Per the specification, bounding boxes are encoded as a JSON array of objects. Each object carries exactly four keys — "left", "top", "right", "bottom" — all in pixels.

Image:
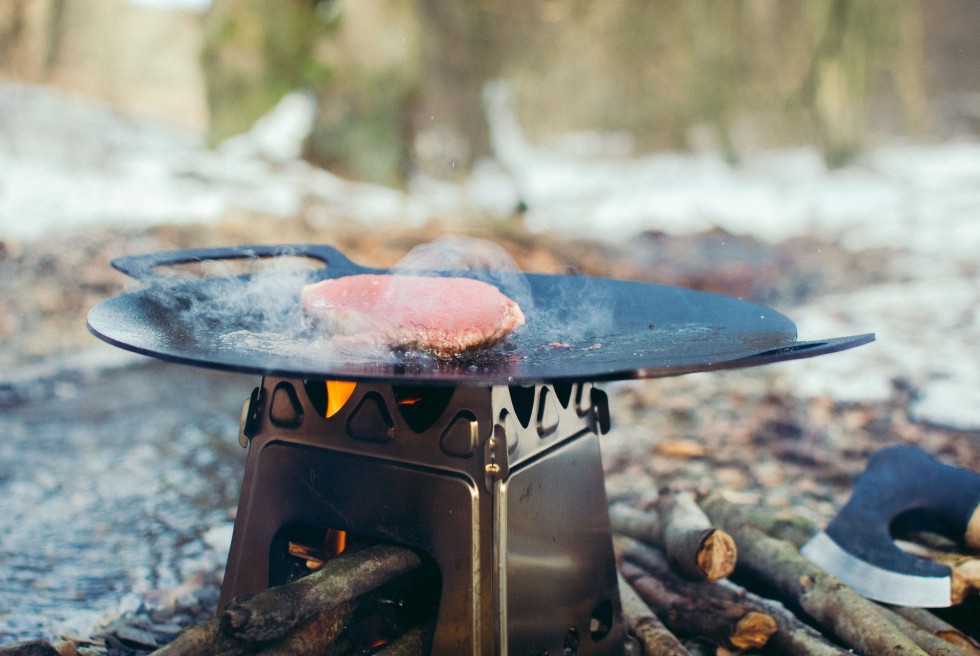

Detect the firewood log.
[
  {"left": 610, "top": 491, "right": 737, "bottom": 580},
  {"left": 680, "top": 638, "right": 717, "bottom": 656},
  {"left": 618, "top": 534, "right": 849, "bottom": 655},
  {"left": 712, "top": 579, "right": 852, "bottom": 656},
  {"left": 616, "top": 537, "right": 776, "bottom": 651},
  {"left": 876, "top": 605, "right": 977, "bottom": 656},
  {"left": 151, "top": 544, "right": 422, "bottom": 655},
  {"left": 616, "top": 572, "right": 690, "bottom": 656},
  {"left": 697, "top": 491, "right": 931, "bottom": 656},
  {"left": 621, "top": 561, "right": 775, "bottom": 652},
  {"left": 149, "top": 617, "right": 249, "bottom": 656},
  {"left": 256, "top": 603, "right": 352, "bottom": 656},
  {"left": 221, "top": 544, "right": 422, "bottom": 643},
  {"left": 371, "top": 626, "right": 432, "bottom": 656},
  {"left": 887, "top": 607, "right": 980, "bottom": 655}
]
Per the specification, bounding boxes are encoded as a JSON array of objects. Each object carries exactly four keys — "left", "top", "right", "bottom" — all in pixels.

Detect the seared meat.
[{"left": 300, "top": 274, "right": 526, "bottom": 356}]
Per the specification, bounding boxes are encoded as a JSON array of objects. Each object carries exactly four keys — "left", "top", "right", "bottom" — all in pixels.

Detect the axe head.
[{"left": 800, "top": 445, "right": 980, "bottom": 608}]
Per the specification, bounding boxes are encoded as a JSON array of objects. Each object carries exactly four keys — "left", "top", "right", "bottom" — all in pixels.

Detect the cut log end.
[
  {"left": 696, "top": 529, "right": 737, "bottom": 582},
  {"left": 730, "top": 611, "right": 778, "bottom": 650},
  {"left": 950, "top": 569, "right": 971, "bottom": 606}
]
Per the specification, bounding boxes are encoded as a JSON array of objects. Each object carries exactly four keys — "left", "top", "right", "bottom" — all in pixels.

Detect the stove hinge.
[{"left": 483, "top": 422, "right": 510, "bottom": 492}]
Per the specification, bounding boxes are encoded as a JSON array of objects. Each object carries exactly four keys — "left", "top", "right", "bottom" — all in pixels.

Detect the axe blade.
[
  {"left": 801, "top": 531, "right": 952, "bottom": 607},
  {"left": 800, "top": 445, "right": 980, "bottom": 608}
]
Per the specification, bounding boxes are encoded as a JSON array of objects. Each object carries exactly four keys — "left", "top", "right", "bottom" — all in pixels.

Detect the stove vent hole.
[
  {"left": 552, "top": 382, "right": 573, "bottom": 408},
  {"left": 589, "top": 599, "right": 614, "bottom": 642},
  {"left": 563, "top": 626, "right": 580, "bottom": 655},
  {"left": 303, "top": 379, "right": 328, "bottom": 416},
  {"left": 509, "top": 385, "right": 536, "bottom": 428},
  {"left": 392, "top": 384, "right": 455, "bottom": 433}
]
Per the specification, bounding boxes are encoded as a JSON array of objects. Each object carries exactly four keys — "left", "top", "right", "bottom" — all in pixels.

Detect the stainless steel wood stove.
[{"left": 220, "top": 378, "right": 624, "bottom": 655}]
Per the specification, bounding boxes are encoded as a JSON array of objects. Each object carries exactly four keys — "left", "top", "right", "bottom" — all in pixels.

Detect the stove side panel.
[{"left": 499, "top": 431, "right": 626, "bottom": 655}]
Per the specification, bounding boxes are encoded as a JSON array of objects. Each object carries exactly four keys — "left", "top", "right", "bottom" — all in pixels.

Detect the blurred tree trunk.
[
  {"left": 304, "top": 0, "right": 424, "bottom": 187},
  {"left": 196, "top": 0, "right": 936, "bottom": 181},
  {"left": 798, "top": 0, "right": 924, "bottom": 166},
  {"left": 0, "top": 0, "right": 208, "bottom": 130},
  {"left": 201, "top": 0, "right": 324, "bottom": 145},
  {"left": 0, "top": 0, "right": 65, "bottom": 81}
]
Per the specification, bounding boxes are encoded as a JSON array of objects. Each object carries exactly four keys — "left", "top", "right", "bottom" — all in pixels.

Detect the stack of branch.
[
  {"left": 613, "top": 490, "right": 980, "bottom": 656},
  {"left": 150, "top": 544, "right": 429, "bottom": 656}
]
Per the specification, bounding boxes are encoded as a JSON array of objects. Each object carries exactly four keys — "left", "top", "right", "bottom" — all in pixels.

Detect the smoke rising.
[
  {"left": 392, "top": 235, "right": 613, "bottom": 349},
  {"left": 392, "top": 235, "right": 535, "bottom": 316},
  {"left": 139, "top": 250, "right": 388, "bottom": 364}
]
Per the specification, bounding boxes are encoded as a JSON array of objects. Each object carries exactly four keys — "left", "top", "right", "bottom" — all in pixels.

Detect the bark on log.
[
  {"left": 698, "top": 492, "right": 979, "bottom": 603},
  {"left": 609, "top": 504, "right": 664, "bottom": 547},
  {"left": 618, "top": 534, "right": 847, "bottom": 655},
  {"left": 723, "top": 507, "right": 817, "bottom": 549},
  {"left": 680, "top": 638, "right": 717, "bottom": 656},
  {"left": 610, "top": 492, "right": 737, "bottom": 581},
  {"left": 616, "top": 537, "right": 776, "bottom": 651},
  {"left": 222, "top": 544, "right": 422, "bottom": 643},
  {"left": 662, "top": 492, "right": 737, "bottom": 581},
  {"left": 258, "top": 603, "right": 352, "bottom": 656},
  {"left": 621, "top": 561, "right": 775, "bottom": 651},
  {"left": 712, "top": 579, "right": 852, "bottom": 656},
  {"left": 697, "top": 491, "right": 930, "bottom": 656},
  {"left": 152, "top": 544, "right": 421, "bottom": 655},
  {"left": 149, "top": 617, "right": 250, "bottom": 656},
  {"left": 876, "top": 605, "right": 976, "bottom": 656},
  {"left": 888, "top": 607, "right": 980, "bottom": 654},
  {"left": 616, "top": 572, "right": 690, "bottom": 656},
  {"left": 372, "top": 626, "right": 431, "bottom": 656}
]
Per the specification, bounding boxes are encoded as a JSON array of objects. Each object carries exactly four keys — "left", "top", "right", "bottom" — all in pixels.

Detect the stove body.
[{"left": 220, "top": 376, "right": 626, "bottom": 655}]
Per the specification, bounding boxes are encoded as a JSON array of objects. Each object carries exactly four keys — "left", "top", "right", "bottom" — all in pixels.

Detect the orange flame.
[{"left": 325, "top": 380, "right": 357, "bottom": 418}]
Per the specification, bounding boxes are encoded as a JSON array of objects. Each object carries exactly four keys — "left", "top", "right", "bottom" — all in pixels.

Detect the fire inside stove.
[
  {"left": 275, "top": 526, "right": 443, "bottom": 652},
  {"left": 220, "top": 376, "right": 627, "bottom": 655}
]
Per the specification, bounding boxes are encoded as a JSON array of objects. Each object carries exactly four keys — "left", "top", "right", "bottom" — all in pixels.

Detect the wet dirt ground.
[{"left": 0, "top": 361, "right": 251, "bottom": 641}]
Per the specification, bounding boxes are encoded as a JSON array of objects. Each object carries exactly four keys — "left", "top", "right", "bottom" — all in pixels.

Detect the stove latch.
[{"left": 238, "top": 386, "right": 265, "bottom": 448}]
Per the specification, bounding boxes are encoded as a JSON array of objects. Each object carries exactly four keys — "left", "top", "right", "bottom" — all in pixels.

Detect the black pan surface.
[{"left": 87, "top": 244, "right": 873, "bottom": 385}]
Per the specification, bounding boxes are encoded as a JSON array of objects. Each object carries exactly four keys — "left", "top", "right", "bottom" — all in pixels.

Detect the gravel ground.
[{"left": 1, "top": 217, "right": 978, "bottom": 651}]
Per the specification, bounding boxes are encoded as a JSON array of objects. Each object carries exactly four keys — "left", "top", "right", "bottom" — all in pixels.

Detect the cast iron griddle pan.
[{"left": 87, "top": 244, "right": 874, "bottom": 385}]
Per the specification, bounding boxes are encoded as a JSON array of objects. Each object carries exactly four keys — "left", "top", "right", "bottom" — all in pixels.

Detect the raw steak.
[{"left": 300, "top": 274, "right": 526, "bottom": 356}]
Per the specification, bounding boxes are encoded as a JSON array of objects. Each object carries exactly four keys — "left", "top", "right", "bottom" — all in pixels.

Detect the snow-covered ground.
[{"left": 1, "top": 81, "right": 978, "bottom": 430}]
